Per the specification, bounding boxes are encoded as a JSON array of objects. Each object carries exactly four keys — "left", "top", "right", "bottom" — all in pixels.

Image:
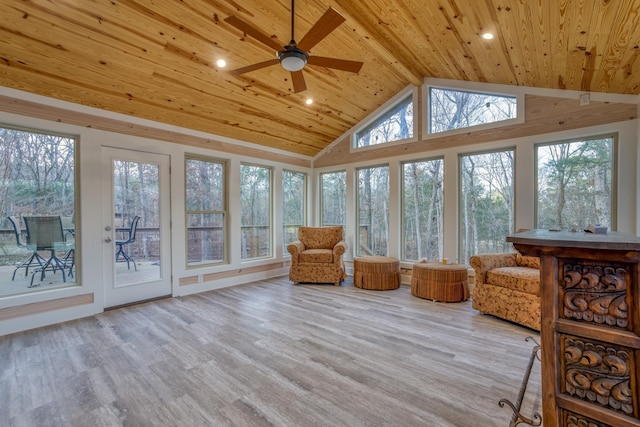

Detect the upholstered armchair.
[
  {"left": 287, "top": 226, "right": 347, "bottom": 286},
  {"left": 470, "top": 252, "right": 541, "bottom": 331}
]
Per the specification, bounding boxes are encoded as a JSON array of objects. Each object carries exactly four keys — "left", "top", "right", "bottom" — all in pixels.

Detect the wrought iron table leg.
[{"left": 498, "top": 336, "right": 542, "bottom": 427}]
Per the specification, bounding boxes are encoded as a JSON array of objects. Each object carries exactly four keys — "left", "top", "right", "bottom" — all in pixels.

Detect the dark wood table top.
[{"left": 506, "top": 229, "right": 640, "bottom": 251}]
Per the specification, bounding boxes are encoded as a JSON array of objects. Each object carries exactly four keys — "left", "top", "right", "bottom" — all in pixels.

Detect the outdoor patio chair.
[
  {"left": 115, "top": 215, "right": 140, "bottom": 271},
  {"left": 23, "top": 216, "right": 73, "bottom": 287},
  {"left": 8, "top": 215, "right": 47, "bottom": 280}
]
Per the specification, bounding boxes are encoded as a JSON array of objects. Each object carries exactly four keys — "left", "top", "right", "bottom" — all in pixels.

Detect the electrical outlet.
[{"left": 580, "top": 93, "right": 590, "bottom": 106}]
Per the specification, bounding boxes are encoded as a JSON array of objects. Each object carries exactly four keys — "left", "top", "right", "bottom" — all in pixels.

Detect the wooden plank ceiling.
[{"left": 1, "top": 0, "right": 639, "bottom": 157}]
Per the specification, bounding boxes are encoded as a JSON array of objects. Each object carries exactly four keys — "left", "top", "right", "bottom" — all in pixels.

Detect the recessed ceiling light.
[
  {"left": 305, "top": 98, "right": 313, "bottom": 105},
  {"left": 216, "top": 59, "right": 227, "bottom": 68},
  {"left": 481, "top": 33, "right": 494, "bottom": 40}
]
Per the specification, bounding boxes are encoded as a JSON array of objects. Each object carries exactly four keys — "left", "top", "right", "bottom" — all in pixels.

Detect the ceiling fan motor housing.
[{"left": 278, "top": 44, "right": 309, "bottom": 71}]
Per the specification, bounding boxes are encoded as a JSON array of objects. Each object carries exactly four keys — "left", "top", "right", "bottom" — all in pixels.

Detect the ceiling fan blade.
[
  {"left": 224, "top": 16, "right": 285, "bottom": 51},
  {"left": 296, "top": 7, "right": 345, "bottom": 52},
  {"left": 291, "top": 71, "right": 307, "bottom": 93},
  {"left": 230, "top": 59, "right": 280, "bottom": 75},
  {"left": 307, "top": 56, "right": 363, "bottom": 73}
]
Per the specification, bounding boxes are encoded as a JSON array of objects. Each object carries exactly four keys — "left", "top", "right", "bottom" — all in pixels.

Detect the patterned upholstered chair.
[
  {"left": 287, "top": 226, "right": 347, "bottom": 286},
  {"left": 470, "top": 252, "right": 540, "bottom": 331}
]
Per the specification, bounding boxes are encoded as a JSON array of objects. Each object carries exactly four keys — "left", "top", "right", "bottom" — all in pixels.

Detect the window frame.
[
  {"left": 533, "top": 133, "right": 618, "bottom": 231},
  {"left": 0, "top": 123, "right": 80, "bottom": 296},
  {"left": 356, "top": 164, "right": 390, "bottom": 257},
  {"left": 319, "top": 170, "right": 347, "bottom": 228},
  {"left": 351, "top": 86, "right": 418, "bottom": 153},
  {"left": 184, "top": 154, "right": 228, "bottom": 268},
  {"left": 282, "top": 169, "right": 307, "bottom": 252},
  {"left": 400, "top": 156, "right": 444, "bottom": 262},
  {"left": 423, "top": 80, "right": 524, "bottom": 140},
  {"left": 239, "top": 162, "right": 273, "bottom": 261},
  {"left": 458, "top": 147, "right": 516, "bottom": 263}
]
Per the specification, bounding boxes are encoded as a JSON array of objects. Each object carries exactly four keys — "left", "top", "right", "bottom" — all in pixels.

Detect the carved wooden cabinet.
[{"left": 507, "top": 229, "right": 640, "bottom": 427}]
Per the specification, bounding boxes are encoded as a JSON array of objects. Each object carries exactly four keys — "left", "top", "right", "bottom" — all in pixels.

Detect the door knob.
[
  {"left": 104, "top": 237, "right": 112, "bottom": 243},
  {"left": 104, "top": 225, "right": 112, "bottom": 231}
]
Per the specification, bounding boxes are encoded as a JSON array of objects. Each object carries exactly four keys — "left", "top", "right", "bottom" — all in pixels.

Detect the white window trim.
[
  {"left": 184, "top": 154, "right": 228, "bottom": 269},
  {"left": 422, "top": 78, "right": 525, "bottom": 141},
  {"left": 351, "top": 85, "right": 419, "bottom": 153},
  {"left": 399, "top": 156, "right": 445, "bottom": 262},
  {"left": 355, "top": 164, "right": 390, "bottom": 257},
  {"left": 282, "top": 169, "right": 308, "bottom": 254},
  {"left": 239, "top": 163, "right": 274, "bottom": 262},
  {"left": 533, "top": 132, "right": 618, "bottom": 231},
  {"left": 457, "top": 147, "right": 516, "bottom": 262},
  {"left": 319, "top": 170, "right": 347, "bottom": 227}
]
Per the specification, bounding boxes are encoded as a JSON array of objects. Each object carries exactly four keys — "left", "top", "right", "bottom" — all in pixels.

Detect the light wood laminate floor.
[{"left": 1, "top": 277, "right": 542, "bottom": 426}]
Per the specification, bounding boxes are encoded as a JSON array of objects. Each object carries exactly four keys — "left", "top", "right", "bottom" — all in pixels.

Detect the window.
[
  {"left": 0, "top": 126, "right": 77, "bottom": 297},
  {"left": 185, "top": 156, "right": 227, "bottom": 266},
  {"left": 355, "top": 95, "right": 413, "bottom": 148},
  {"left": 282, "top": 170, "right": 306, "bottom": 251},
  {"left": 429, "top": 87, "right": 517, "bottom": 134},
  {"left": 240, "top": 164, "right": 272, "bottom": 260},
  {"left": 536, "top": 135, "right": 616, "bottom": 230},
  {"left": 459, "top": 149, "right": 514, "bottom": 262},
  {"left": 320, "top": 171, "right": 346, "bottom": 228},
  {"left": 402, "top": 158, "right": 444, "bottom": 261},
  {"left": 357, "top": 165, "right": 389, "bottom": 256}
]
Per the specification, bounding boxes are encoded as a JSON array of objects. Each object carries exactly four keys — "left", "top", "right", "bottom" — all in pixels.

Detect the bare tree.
[
  {"left": 430, "top": 88, "right": 516, "bottom": 133},
  {"left": 356, "top": 97, "right": 413, "bottom": 147},
  {"left": 537, "top": 138, "right": 612, "bottom": 229}
]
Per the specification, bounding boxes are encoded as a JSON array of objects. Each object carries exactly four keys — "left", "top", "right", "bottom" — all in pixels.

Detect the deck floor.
[{"left": 0, "top": 261, "right": 160, "bottom": 298}]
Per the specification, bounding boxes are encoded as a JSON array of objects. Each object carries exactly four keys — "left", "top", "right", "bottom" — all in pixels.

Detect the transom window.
[
  {"left": 536, "top": 135, "right": 616, "bottom": 230},
  {"left": 429, "top": 87, "right": 517, "bottom": 134},
  {"left": 355, "top": 94, "right": 414, "bottom": 148}
]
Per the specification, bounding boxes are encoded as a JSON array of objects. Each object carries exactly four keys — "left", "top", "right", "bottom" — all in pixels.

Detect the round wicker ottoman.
[
  {"left": 411, "top": 261, "right": 469, "bottom": 302},
  {"left": 353, "top": 256, "right": 401, "bottom": 290}
]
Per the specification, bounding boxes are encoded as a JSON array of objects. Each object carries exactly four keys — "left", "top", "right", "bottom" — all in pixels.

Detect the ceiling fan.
[{"left": 224, "top": 0, "right": 364, "bottom": 93}]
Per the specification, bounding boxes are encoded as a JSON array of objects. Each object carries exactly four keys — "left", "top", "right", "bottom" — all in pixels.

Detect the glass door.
[{"left": 101, "top": 147, "right": 171, "bottom": 308}]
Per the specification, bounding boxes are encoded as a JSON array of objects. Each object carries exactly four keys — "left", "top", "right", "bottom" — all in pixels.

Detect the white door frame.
[{"left": 101, "top": 147, "right": 172, "bottom": 308}]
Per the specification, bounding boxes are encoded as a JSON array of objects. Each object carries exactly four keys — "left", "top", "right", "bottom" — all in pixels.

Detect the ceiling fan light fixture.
[
  {"left": 279, "top": 49, "right": 308, "bottom": 71},
  {"left": 225, "top": 4, "right": 361, "bottom": 92}
]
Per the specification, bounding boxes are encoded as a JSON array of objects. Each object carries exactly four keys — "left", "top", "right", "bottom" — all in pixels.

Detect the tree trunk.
[
  {"left": 411, "top": 164, "right": 423, "bottom": 259},
  {"left": 593, "top": 163, "right": 609, "bottom": 224}
]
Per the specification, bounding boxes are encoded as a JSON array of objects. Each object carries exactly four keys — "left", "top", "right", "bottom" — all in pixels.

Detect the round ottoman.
[
  {"left": 353, "top": 256, "right": 401, "bottom": 290},
  {"left": 411, "top": 261, "right": 469, "bottom": 302}
]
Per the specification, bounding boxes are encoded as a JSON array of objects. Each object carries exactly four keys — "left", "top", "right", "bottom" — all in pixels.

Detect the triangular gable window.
[{"left": 355, "top": 94, "right": 414, "bottom": 148}]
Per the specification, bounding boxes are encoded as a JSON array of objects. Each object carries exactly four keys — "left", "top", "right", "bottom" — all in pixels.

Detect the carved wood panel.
[
  {"left": 561, "top": 262, "right": 631, "bottom": 330},
  {"left": 562, "top": 335, "right": 635, "bottom": 417},
  {"left": 563, "top": 410, "right": 611, "bottom": 427},
  {"left": 507, "top": 230, "right": 640, "bottom": 427}
]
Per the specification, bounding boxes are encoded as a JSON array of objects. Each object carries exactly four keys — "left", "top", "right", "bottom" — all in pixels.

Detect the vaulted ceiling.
[{"left": 1, "top": 1, "right": 639, "bottom": 157}]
